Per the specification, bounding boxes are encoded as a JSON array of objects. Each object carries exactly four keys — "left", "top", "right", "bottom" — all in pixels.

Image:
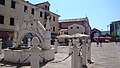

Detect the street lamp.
[{"left": 107, "top": 25, "right": 109, "bottom": 34}]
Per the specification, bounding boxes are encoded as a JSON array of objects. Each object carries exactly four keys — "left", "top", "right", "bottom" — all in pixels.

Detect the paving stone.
[{"left": 0, "top": 42, "right": 120, "bottom": 68}]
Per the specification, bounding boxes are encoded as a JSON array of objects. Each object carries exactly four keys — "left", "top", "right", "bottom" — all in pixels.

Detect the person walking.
[
  {"left": 99, "top": 40, "right": 102, "bottom": 47},
  {"left": 115, "top": 38, "right": 117, "bottom": 44},
  {"left": 96, "top": 39, "right": 99, "bottom": 47}
]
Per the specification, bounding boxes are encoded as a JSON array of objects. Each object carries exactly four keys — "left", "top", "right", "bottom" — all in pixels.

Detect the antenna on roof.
[
  {"left": 56, "top": 9, "right": 58, "bottom": 14},
  {"left": 85, "top": 14, "right": 87, "bottom": 17}
]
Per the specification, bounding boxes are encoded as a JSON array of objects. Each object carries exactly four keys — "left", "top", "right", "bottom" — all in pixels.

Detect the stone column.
[
  {"left": 0, "top": 39, "right": 2, "bottom": 54},
  {"left": 44, "top": 16, "right": 51, "bottom": 49},
  {"left": 71, "top": 38, "right": 79, "bottom": 68},
  {"left": 68, "top": 39, "right": 72, "bottom": 54},
  {"left": 30, "top": 37, "right": 41, "bottom": 68},
  {"left": 78, "top": 53, "right": 82, "bottom": 68},
  {"left": 28, "top": 38, "right": 31, "bottom": 47},
  {"left": 87, "top": 39, "right": 91, "bottom": 63},
  {"left": 76, "top": 38, "right": 82, "bottom": 68},
  {"left": 54, "top": 39, "right": 58, "bottom": 53},
  {"left": 82, "top": 39, "right": 87, "bottom": 67}
]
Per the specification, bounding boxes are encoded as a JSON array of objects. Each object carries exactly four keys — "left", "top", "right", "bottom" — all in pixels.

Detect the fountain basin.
[{"left": 4, "top": 48, "right": 55, "bottom": 63}]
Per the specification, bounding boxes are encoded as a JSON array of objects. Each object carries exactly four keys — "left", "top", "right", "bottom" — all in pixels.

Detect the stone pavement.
[
  {"left": 89, "top": 42, "right": 120, "bottom": 68},
  {"left": 0, "top": 42, "right": 120, "bottom": 68}
]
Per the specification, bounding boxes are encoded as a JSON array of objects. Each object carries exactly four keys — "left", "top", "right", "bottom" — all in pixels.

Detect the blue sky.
[{"left": 27, "top": 0, "right": 120, "bottom": 31}]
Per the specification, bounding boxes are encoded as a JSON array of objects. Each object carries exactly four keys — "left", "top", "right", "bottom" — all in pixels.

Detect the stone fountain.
[{"left": 4, "top": 13, "right": 55, "bottom": 63}]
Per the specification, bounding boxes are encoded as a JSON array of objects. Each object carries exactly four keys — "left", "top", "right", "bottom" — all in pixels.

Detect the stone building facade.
[
  {"left": 59, "top": 17, "right": 91, "bottom": 35},
  {"left": 0, "top": 0, "right": 59, "bottom": 48},
  {"left": 58, "top": 17, "right": 91, "bottom": 44}
]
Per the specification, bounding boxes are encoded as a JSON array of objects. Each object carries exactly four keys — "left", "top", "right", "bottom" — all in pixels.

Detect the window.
[
  {"left": 44, "top": 12, "right": 47, "bottom": 19},
  {"left": 45, "top": 5, "right": 47, "bottom": 9},
  {"left": 53, "top": 17, "right": 55, "bottom": 21},
  {"left": 45, "top": 5, "right": 49, "bottom": 11},
  {"left": 44, "top": 12, "right": 49, "bottom": 19},
  {"left": 31, "top": 8, "right": 34, "bottom": 15},
  {"left": 0, "top": 15, "right": 4, "bottom": 24},
  {"left": 40, "top": 11, "right": 43, "bottom": 17},
  {"left": 11, "top": 0, "right": 16, "bottom": 9},
  {"left": 10, "top": 18, "right": 14, "bottom": 26},
  {"left": 0, "top": 0, "right": 5, "bottom": 5},
  {"left": 53, "top": 27, "right": 55, "bottom": 31},
  {"left": 24, "top": 6, "right": 28, "bottom": 12},
  {"left": 48, "top": 6, "right": 49, "bottom": 10}
]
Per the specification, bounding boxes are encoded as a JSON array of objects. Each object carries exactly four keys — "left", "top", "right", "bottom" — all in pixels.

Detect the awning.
[
  {"left": 0, "top": 31, "right": 9, "bottom": 38},
  {"left": 57, "top": 34, "right": 72, "bottom": 38},
  {"left": 71, "top": 33, "right": 89, "bottom": 38}
]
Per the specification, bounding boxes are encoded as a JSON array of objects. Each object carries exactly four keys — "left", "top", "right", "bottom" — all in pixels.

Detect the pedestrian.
[
  {"left": 96, "top": 39, "right": 99, "bottom": 47},
  {"left": 115, "top": 38, "right": 118, "bottom": 44},
  {"left": 99, "top": 40, "right": 102, "bottom": 47},
  {"left": 115, "top": 41, "right": 117, "bottom": 44}
]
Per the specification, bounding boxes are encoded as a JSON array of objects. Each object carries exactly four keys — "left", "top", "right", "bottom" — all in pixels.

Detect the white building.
[
  {"left": 0, "top": 0, "right": 59, "bottom": 48},
  {"left": 59, "top": 17, "right": 91, "bottom": 35},
  {"left": 58, "top": 17, "right": 91, "bottom": 45}
]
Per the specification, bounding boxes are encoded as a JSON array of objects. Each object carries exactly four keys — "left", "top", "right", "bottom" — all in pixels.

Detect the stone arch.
[{"left": 17, "top": 30, "right": 44, "bottom": 48}]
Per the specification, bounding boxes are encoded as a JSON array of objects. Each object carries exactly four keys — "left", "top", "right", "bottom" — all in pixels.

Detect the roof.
[
  {"left": 91, "top": 28, "right": 101, "bottom": 32},
  {"left": 22, "top": 1, "right": 60, "bottom": 17},
  {"left": 59, "top": 17, "right": 88, "bottom": 23},
  {"left": 35, "top": 1, "right": 50, "bottom": 6},
  {"left": 111, "top": 20, "right": 120, "bottom": 23},
  {"left": 68, "top": 24, "right": 84, "bottom": 28}
]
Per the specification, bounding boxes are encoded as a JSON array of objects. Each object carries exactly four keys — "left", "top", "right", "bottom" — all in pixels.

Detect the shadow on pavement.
[{"left": 0, "top": 58, "right": 49, "bottom": 68}]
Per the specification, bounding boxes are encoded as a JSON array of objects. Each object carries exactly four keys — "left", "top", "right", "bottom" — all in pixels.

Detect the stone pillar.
[
  {"left": 87, "top": 39, "right": 91, "bottom": 63},
  {"left": 78, "top": 53, "right": 82, "bottom": 68},
  {"left": 0, "top": 39, "right": 2, "bottom": 54},
  {"left": 54, "top": 39, "right": 58, "bottom": 53},
  {"left": 71, "top": 38, "right": 79, "bottom": 68},
  {"left": 82, "top": 39, "right": 87, "bottom": 67},
  {"left": 68, "top": 39, "right": 72, "bottom": 54},
  {"left": 76, "top": 38, "right": 82, "bottom": 68},
  {"left": 44, "top": 16, "right": 51, "bottom": 49},
  {"left": 13, "top": 22, "right": 19, "bottom": 48},
  {"left": 28, "top": 38, "right": 31, "bottom": 47},
  {"left": 30, "top": 37, "right": 41, "bottom": 68}
]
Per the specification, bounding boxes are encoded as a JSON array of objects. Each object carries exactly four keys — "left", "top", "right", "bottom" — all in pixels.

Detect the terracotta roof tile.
[{"left": 59, "top": 18, "right": 87, "bottom": 23}]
